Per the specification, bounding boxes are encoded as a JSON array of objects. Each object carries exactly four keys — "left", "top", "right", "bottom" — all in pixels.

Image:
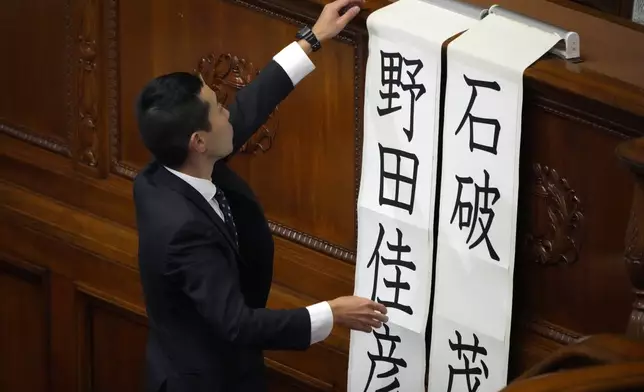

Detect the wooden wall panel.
[
  {"left": 0, "top": 0, "right": 643, "bottom": 391},
  {"left": 504, "top": 87, "right": 638, "bottom": 374},
  {"left": 77, "top": 287, "right": 147, "bottom": 392},
  {"left": 272, "top": 236, "right": 355, "bottom": 303},
  {"left": 516, "top": 97, "right": 634, "bottom": 335},
  {"left": 0, "top": 0, "right": 70, "bottom": 155},
  {"left": 0, "top": 258, "right": 50, "bottom": 392}
]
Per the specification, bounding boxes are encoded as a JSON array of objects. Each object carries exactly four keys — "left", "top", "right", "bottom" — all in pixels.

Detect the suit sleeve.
[
  {"left": 165, "top": 224, "right": 311, "bottom": 350},
  {"left": 228, "top": 42, "right": 315, "bottom": 153}
]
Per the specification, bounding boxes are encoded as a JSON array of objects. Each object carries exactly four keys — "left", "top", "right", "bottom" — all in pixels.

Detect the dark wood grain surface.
[{"left": 0, "top": 0, "right": 642, "bottom": 390}]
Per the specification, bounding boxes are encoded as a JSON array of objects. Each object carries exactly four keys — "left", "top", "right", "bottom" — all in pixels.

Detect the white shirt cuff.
[
  {"left": 273, "top": 42, "right": 316, "bottom": 86},
  {"left": 307, "top": 301, "right": 334, "bottom": 345}
]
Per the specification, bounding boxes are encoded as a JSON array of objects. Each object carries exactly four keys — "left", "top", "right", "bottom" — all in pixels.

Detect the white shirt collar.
[{"left": 164, "top": 166, "right": 217, "bottom": 202}]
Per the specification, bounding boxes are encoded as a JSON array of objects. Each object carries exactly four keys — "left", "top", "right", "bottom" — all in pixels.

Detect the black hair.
[{"left": 135, "top": 72, "right": 211, "bottom": 169}]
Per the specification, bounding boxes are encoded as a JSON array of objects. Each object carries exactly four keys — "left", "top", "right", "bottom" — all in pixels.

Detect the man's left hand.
[{"left": 312, "top": 0, "right": 364, "bottom": 42}]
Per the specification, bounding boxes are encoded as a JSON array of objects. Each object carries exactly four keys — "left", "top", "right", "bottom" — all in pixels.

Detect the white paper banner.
[
  {"left": 351, "top": 0, "right": 480, "bottom": 391},
  {"left": 429, "top": 13, "right": 559, "bottom": 392},
  {"left": 358, "top": 0, "right": 479, "bottom": 231},
  {"left": 428, "top": 316, "right": 507, "bottom": 392},
  {"left": 348, "top": 323, "right": 426, "bottom": 392},
  {"left": 355, "top": 207, "right": 433, "bottom": 334}
]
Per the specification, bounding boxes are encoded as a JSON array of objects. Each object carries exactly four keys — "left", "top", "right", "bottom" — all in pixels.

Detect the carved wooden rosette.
[
  {"left": 524, "top": 163, "right": 584, "bottom": 266},
  {"left": 196, "top": 53, "right": 279, "bottom": 154},
  {"left": 617, "top": 138, "right": 644, "bottom": 339}
]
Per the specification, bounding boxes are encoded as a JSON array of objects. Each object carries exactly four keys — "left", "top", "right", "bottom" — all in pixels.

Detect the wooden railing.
[{"left": 502, "top": 334, "right": 644, "bottom": 391}]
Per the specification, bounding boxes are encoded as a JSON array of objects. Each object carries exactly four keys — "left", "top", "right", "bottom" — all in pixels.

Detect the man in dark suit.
[{"left": 133, "top": 1, "right": 387, "bottom": 391}]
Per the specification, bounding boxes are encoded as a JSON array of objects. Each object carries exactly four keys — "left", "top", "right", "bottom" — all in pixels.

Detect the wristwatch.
[{"left": 296, "top": 26, "right": 321, "bottom": 52}]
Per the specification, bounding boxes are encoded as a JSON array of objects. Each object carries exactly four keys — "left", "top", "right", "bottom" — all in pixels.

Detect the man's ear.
[{"left": 188, "top": 132, "right": 207, "bottom": 153}]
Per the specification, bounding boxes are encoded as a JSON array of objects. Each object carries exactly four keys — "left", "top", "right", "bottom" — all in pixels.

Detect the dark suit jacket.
[{"left": 134, "top": 60, "right": 311, "bottom": 392}]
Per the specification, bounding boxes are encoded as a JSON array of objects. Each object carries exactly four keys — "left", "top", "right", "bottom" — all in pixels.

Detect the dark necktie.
[{"left": 213, "top": 188, "right": 238, "bottom": 247}]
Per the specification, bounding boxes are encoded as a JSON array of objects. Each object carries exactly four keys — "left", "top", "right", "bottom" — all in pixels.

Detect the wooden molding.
[
  {"left": 0, "top": 122, "right": 71, "bottom": 157},
  {"left": 527, "top": 318, "right": 583, "bottom": 345}
]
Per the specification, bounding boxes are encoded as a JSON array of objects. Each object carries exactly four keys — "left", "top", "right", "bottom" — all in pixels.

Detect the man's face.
[{"left": 192, "top": 77, "right": 233, "bottom": 160}]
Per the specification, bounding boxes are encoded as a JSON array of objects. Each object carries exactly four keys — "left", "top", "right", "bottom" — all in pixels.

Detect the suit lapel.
[
  {"left": 212, "top": 161, "right": 256, "bottom": 202},
  {"left": 154, "top": 164, "right": 242, "bottom": 260}
]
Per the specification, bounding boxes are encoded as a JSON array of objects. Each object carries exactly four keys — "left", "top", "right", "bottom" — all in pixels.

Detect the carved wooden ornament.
[
  {"left": 196, "top": 53, "right": 279, "bottom": 154},
  {"left": 524, "top": 163, "right": 584, "bottom": 266}
]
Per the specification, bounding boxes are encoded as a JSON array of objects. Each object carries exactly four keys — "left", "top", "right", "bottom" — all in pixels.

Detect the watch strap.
[{"left": 296, "top": 26, "right": 321, "bottom": 52}]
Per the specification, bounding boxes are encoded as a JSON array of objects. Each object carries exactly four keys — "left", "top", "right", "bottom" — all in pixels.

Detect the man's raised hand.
[{"left": 312, "top": 0, "right": 364, "bottom": 42}]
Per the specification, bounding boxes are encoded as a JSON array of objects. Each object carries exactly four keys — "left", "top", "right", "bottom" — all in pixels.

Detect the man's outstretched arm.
[
  {"left": 227, "top": 44, "right": 313, "bottom": 153},
  {"left": 227, "top": 0, "right": 364, "bottom": 153},
  {"left": 165, "top": 222, "right": 387, "bottom": 350}
]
